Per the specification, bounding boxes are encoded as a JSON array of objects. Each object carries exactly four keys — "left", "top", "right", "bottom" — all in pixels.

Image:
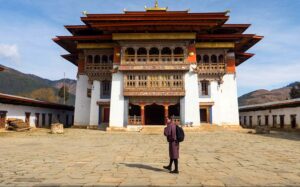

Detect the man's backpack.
[{"left": 176, "top": 125, "right": 185, "bottom": 142}]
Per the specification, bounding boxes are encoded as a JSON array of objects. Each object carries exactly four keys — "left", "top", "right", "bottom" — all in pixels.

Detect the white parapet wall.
[
  {"left": 89, "top": 80, "right": 101, "bottom": 126},
  {"left": 109, "top": 71, "right": 126, "bottom": 128},
  {"left": 0, "top": 103, "right": 73, "bottom": 127},
  {"left": 180, "top": 65, "right": 201, "bottom": 126},
  {"left": 74, "top": 74, "right": 91, "bottom": 126},
  {"left": 210, "top": 74, "right": 239, "bottom": 125}
]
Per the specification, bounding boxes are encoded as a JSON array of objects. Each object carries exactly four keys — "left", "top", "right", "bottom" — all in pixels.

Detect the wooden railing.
[
  {"left": 195, "top": 63, "right": 226, "bottom": 75},
  {"left": 85, "top": 64, "right": 113, "bottom": 81},
  {"left": 123, "top": 54, "right": 185, "bottom": 64},
  {"left": 128, "top": 116, "right": 142, "bottom": 125},
  {"left": 124, "top": 74, "right": 184, "bottom": 95}
]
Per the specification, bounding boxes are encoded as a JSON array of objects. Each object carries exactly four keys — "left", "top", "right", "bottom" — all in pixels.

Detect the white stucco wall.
[
  {"left": 240, "top": 107, "right": 300, "bottom": 128},
  {"left": 198, "top": 74, "right": 239, "bottom": 126},
  {"left": 109, "top": 70, "right": 125, "bottom": 127},
  {"left": 74, "top": 75, "right": 91, "bottom": 126},
  {"left": 89, "top": 80, "right": 101, "bottom": 126},
  {"left": 0, "top": 103, "right": 73, "bottom": 127},
  {"left": 180, "top": 65, "right": 201, "bottom": 126}
]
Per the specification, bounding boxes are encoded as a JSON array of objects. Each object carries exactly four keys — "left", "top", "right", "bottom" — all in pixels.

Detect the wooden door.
[
  {"left": 200, "top": 109, "right": 208, "bottom": 123},
  {"left": 25, "top": 112, "right": 31, "bottom": 127},
  {"left": 103, "top": 108, "right": 110, "bottom": 123},
  {"left": 35, "top": 113, "right": 40, "bottom": 128},
  {"left": 0, "top": 111, "right": 7, "bottom": 128}
]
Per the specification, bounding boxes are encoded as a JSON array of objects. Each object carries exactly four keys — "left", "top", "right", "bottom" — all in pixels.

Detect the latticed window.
[
  {"left": 126, "top": 75, "right": 136, "bottom": 87},
  {"left": 102, "top": 81, "right": 111, "bottom": 97},
  {"left": 200, "top": 81, "right": 209, "bottom": 96}
]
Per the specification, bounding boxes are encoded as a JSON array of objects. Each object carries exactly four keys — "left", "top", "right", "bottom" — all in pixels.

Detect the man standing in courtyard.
[{"left": 163, "top": 117, "right": 179, "bottom": 174}]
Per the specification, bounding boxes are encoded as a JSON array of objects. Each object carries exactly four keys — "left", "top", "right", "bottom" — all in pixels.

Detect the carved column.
[
  {"left": 140, "top": 104, "right": 145, "bottom": 125},
  {"left": 164, "top": 104, "right": 169, "bottom": 124}
]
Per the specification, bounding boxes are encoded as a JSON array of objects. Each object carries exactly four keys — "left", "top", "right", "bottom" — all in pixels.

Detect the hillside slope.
[
  {"left": 0, "top": 65, "right": 76, "bottom": 105},
  {"left": 238, "top": 82, "right": 299, "bottom": 106}
]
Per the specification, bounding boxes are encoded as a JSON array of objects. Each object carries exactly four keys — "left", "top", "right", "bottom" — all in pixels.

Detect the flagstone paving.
[{"left": 0, "top": 128, "right": 300, "bottom": 186}]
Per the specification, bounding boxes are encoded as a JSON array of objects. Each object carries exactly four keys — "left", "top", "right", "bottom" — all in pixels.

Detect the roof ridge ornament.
[{"left": 145, "top": 0, "right": 168, "bottom": 12}]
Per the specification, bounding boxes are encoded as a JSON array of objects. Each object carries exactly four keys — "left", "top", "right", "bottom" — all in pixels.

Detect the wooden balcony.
[
  {"left": 124, "top": 74, "right": 185, "bottom": 96},
  {"left": 85, "top": 64, "right": 113, "bottom": 81},
  {"left": 194, "top": 63, "right": 226, "bottom": 76},
  {"left": 123, "top": 54, "right": 185, "bottom": 64},
  {"left": 120, "top": 55, "right": 189, "bottom": 71}
]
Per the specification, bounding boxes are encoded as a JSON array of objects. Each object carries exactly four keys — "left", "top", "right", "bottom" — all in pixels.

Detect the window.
[
  {"left": 197, "top": 55, "right": 201, "bottom": 64},
  {"left": 218, "top": 55, "right": 224, "bottom": 63},
  {"left": 272, "top": 115, "right": 277, "bottom": 127},
  {"left": 249, "top": 116, "right": 253, "bottom": 127},
  {"left": 102, "top": 55, "right": 108, "bottom": 63},
  {"left": 87, "top": 55, "right": 93, "bottom": 64},
  {"left": 42, "top": 113, "right": 46, "bottom": 127},
  {"left": 211, "top": 55, "right": 217, "bottom": 63},
  {"left": 48, "top": 113, "right": 52, "bottom": 126},
  {"left": 280, "top": 115, "right": 285, "bottom": 128},
  {"left": 125, "top": 48, "right": 135, "bottom": 55},
  {"left": 265, "top": 115, "right": 269, "bottom": 126},
  {"left": 244, "top": 116, "right": 247, "bottom": 126},
  {"left": 137, "top": 48, "right": 147, "bottom": 55},
  {"left": 291, "top": 115, "right": 297, "bottom": 129},
  {"left": 57, "top": 114, "right": 60, "bottom": 123},
  {"left": 87, "top": 88, "right": 91, "bottom": 98},
  {"left": 101, "top": 81, "right": 111, "bottom": 98},
  {"left": 200, "top": 81, "right": 209, "bottom": 96},
  {"left": 203, "top": 55, "right": 209, "bottom": 63},
  {"left": 109, "top": 55, "right": 114, "bottom": 63},
  {"left": 94, "top": 55, "right": 100, "bottom": 64},
  {"left": 257, "top": 116, "right": 261, "bottom": 126}
]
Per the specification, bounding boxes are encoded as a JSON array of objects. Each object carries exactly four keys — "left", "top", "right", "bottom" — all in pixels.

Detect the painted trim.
[
  {"left": 77, "top": 43, "right": 115, "bottom": 49},
  {"left": 196, "top": 42, "right": 235, "bottom": 49},
  {"left": 112, "top": 33, "right": 196, "bottom": 40}
]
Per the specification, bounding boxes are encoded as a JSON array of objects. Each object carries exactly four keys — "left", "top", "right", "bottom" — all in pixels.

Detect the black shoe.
[
  {"left": 163, "top": 166, "right": 171, "bottom": 170},
  {"left": 170, "top": 170, "right": 179, "bottom": 174}
]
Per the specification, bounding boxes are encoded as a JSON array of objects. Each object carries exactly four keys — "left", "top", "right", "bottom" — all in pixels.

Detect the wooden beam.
[
  {"left": 77, "top": 43, "right": 115, "bottom": 49},
  {"left": 196, "top": 42, "right": 235, "bottom": 49},
  {"left": 112, "top": 33, "right": 196, "bottom": 40}
]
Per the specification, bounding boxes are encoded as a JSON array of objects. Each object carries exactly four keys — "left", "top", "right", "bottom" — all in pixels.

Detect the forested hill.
[
  {"left": 0, "top": 64, "right": 76, "bottom": 106},
  {"left": 238, "top": 82, "right": 300, "bottom": 106}
]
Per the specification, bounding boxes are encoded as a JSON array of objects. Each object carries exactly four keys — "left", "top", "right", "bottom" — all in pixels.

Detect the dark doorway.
[
  {"left": 200, "top": 109, "right": 208, "bottom": 123},
  {"left": 0, "top": 111, "right": 7, "bottom": 128},
  {"left": 103, "top": 107, "right": 110, "bottom": 123},
  {"left": 291, "top": 115, "right": 297, "bottom": 129},
  {"left": 168, "top": 103, "right": 180, "bottom": 117},
  {"left": 35, "top": 113, "right": 40, "bottom": 128},
  {"left": 25, "top": 112, "right": 31, "bottom": 127},
  {"left": 145, "top": 104, "right": 164, "bottom": 125}
]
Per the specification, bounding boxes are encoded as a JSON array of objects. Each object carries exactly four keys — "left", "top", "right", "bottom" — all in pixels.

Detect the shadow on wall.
[{"left": 119, "top": 163, "right": 165, "bottom": 172}]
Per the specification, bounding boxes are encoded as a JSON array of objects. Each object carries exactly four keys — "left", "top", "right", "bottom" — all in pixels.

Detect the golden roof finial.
[
  {"left": 155, "top": 0, "right": 159, "bottom": 8},
  {"left": 145, "top": 0, "right": 168, "bottom": 11}
]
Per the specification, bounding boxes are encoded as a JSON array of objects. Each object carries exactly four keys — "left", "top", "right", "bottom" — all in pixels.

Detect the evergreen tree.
[
  {"left": 58, "top": 85, "right": 69, "bottom": 103},
  {"left": 290, "top": 83, "right": 300, "bottom": 99}
]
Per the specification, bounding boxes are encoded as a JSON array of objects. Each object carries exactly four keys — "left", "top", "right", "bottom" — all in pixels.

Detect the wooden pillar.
[
  {"left": 164, "top": 104, "right": 169, "bottom": 124},
  {"left": 140, "top": 104, "right": 145, "bottom": 125}
]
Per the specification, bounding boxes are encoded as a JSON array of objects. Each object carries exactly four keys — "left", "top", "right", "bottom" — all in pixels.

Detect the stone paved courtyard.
[{"left": 0, "top": 128, "right": 300, "bottom": 186}]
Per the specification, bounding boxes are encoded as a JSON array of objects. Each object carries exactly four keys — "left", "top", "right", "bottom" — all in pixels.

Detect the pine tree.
[
  {"left": 58, "top": 85, "right": 69, "bottom": 103},
  {"left": 290, "top": 83, "right": 300, "bottom": 99}
]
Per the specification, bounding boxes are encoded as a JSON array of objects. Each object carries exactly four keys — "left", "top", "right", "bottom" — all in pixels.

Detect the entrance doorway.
[
  {"left": 145, "top": 104, "right": 164, "bottom": 125},
  {"left": 291, "top": 115, "right": 297, "bottom": 129},
  {"left": 200, "top": 109, "right": 208, "bottom": 123},
  {"left": 0, "top": 111, "right": 7, "bottom": 128}
]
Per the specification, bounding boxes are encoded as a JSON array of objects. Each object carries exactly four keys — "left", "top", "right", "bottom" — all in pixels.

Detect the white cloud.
[
  {"left": 237, "top": 61, "right": 300, "bottom": 91},
  {"left": 0, "top": 44, "right": 20, "bottom": 63}
]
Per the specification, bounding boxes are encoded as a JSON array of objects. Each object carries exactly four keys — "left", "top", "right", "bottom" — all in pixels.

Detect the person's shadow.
[{"left": 119, "top": 163, "right": 165, "bottom": 172}]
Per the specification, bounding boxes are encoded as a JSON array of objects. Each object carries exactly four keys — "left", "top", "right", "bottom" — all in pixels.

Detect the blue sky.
[{"left": 0, "top": 0, "right": 299, "bottom": 96}]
